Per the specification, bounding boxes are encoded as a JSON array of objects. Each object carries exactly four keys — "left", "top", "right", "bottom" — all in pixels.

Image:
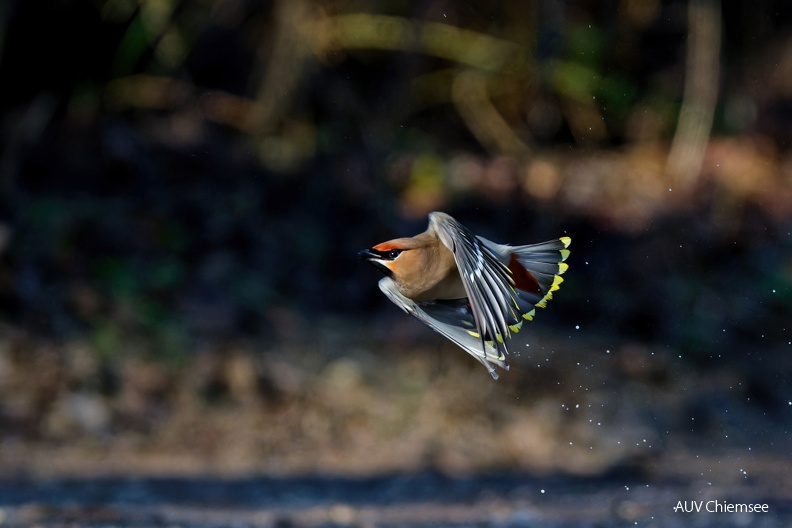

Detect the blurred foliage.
[
  {"left": 0, "top": 0, "right": 790, "bottom": 350},
  {"left": 0, "top": 0, "right": 791, "bottom": 474}
]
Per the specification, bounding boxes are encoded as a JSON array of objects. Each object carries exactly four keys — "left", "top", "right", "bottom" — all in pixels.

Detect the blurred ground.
[
  {"left": 1, "top": 326, "right": 791, "bottom": 526},
  {"left": 1, "top": 461, "right": 791, "bottom": 527}
]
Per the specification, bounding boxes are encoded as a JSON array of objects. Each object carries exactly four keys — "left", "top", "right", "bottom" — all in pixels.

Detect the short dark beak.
[
  {"left": 358, "top": 248, "right": 378, "bottom": 261},
  {"left": 358, "top": 248, "right": 392, "bottom": 277}
]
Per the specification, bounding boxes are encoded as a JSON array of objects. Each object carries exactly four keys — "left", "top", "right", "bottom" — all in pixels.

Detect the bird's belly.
[{"left": 403, "top": 273, "right": 466, "bottom": 302}]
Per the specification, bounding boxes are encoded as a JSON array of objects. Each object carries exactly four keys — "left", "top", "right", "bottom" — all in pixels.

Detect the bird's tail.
[{"left": 479, "top": 236, "right": 571, "bottom": 322}]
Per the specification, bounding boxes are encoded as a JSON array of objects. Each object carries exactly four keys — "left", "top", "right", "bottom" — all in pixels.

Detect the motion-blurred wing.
[
  {"left": 378, "top": 277, "right": 506, "bottom": 379},
  {"left": 430, "top": 213, "right": 519, "bottom": 361},
  {"left": 477, "top": 236, "right": 571, "bottom": 324}
]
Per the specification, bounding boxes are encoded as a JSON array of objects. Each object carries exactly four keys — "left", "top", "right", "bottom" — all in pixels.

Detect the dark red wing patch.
[{"left": 509, "top": 254, "right": 541, "bottom": 294}]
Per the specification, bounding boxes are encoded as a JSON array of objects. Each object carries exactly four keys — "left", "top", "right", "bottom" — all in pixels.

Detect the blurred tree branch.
[
  {"left": 666, "top": 0, "right": 721, "bottom": 187},
  {"left": 248, "top": 0, "right": 311, "bottom": 134},
  {"left": 549, "top": 60, "right": 608, "bottom": 145},
  {"left": 107, "top": 9, "right": 540, "bottom": 163},
  {"left": 305, "top": 13, "right": 528, "bottom": 74},
  {"left": 305, "top": 12, "right": 535, "bottom": 157},
  {"left": 451, "top": 70, "right": 531, "bottom": 156}
]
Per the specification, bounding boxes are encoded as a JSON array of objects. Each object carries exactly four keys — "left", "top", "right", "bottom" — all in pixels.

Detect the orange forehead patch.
[{"left": 373, "top": 242, "right": 403, "bottom": 251}]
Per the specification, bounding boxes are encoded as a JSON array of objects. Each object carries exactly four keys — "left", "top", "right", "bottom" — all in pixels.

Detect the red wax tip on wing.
[{"left": 509, "top": 254, "right": 541, "bottom": 294}]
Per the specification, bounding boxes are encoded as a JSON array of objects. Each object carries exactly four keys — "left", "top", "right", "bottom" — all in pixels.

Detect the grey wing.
[
  {"left": 477, "top": 235, "right": 571, "bottom": 312},
  {"left": 429, "top": 213, "right": 521, "bottom": 361},
  {"left": 378, "top": 277, "right": 506, "bottom": 379}
]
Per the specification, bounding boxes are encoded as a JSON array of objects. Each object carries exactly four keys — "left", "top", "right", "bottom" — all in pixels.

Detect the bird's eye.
[{"left": 386, "top": 249, "right": 402, "bottom": 260}]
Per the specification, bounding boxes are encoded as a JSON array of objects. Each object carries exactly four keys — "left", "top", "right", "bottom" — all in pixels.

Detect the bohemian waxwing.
[{"left": 359, "top": 211, "right": 570, "bottom": 379}]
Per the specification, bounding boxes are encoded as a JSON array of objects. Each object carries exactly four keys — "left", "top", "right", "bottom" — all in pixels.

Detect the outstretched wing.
[
  {"left": 429, "top": 212, "right": 520, "bottom": 361},
  {"left": 477, "top": 236, "right": 571, "bottom": 325},
  {"left": 378, "top": 277, "right": 506, "bottom": 379}
]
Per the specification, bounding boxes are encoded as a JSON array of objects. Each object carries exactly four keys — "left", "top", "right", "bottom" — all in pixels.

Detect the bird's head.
[
  {"left": 358, "top": 240, "right": 409, "bottom": 278},
  {"left": 359, "top": 231, "right": 440, "bottom": 288}
]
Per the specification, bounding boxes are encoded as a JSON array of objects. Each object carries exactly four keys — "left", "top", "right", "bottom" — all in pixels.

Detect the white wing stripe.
[
  {"left": 432, "top": 213, "right": 519, "bottom": 356},
  {"left": 378, "top": 277, "right": 503, "bottom": 379}
]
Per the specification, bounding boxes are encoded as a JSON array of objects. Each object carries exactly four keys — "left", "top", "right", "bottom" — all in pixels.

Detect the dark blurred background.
[{"left": 0, "top": 0, "right": 790, "bottom": 484}]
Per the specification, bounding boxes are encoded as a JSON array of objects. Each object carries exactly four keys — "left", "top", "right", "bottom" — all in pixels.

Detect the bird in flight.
[{"left": 359, "top": 212, "right": 570, "bottom": 379}]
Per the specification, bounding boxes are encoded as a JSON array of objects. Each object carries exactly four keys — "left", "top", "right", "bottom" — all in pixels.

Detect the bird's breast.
[{"left": 399, "top": 269, "right": 466, "bottom": 302}]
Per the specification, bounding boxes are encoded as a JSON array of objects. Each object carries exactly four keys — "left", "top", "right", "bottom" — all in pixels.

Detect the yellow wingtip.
[
  {"left": 558, "top": 262, "right": 569, "bottom": 274},
  {"left": 559, "top": 236, "right": 571, "bottom": 248},
  {"left": 559, "top": 249, "right": 571, "bottom": 262}
]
